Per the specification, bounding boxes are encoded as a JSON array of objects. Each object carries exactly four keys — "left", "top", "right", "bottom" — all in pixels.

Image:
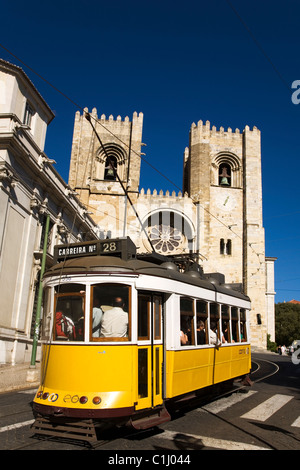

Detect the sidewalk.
[{"left": 0, "top": 363, "right": 40, "bottom": 394}]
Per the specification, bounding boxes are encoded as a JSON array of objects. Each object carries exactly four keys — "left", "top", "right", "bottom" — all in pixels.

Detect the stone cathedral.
[{"left": 68, "top": 108, "right": 276, "bottom": 349}]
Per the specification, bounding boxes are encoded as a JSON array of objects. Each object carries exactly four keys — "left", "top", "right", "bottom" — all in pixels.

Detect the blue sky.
[{"left": 1, "top": 0, "right": 300, "bottom": 303}]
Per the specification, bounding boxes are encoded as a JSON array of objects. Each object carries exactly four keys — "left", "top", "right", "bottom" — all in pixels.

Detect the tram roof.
[{"left": 45, "top": 253, "right": 250, "bottom": 302}]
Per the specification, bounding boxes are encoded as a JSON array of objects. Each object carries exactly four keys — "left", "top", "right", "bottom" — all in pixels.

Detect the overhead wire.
[{"left": 225, "top": 0, "right": 291, "bottom": 91}]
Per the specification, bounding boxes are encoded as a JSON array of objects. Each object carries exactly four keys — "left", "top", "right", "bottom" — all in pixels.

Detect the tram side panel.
[{"left": 165, "top": 344, "right": 251, "bottom": 399}]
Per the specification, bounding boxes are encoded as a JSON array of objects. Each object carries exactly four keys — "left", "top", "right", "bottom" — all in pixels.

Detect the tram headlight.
[
  {"left": 92, "top": 396, "right": 102, "bottom": 405},
  {"left": 42, "top": 392, "right": 49, "bottom": 400}
]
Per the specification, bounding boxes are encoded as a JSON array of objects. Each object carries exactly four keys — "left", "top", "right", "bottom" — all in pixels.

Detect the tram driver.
[{"left": 100, "top": 297, "right": 128, "bottom": 338}]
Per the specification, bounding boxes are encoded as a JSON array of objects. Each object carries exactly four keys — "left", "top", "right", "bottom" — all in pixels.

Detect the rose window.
[{"left": 147, "top": 224, "right": 185, "bottom": 254}]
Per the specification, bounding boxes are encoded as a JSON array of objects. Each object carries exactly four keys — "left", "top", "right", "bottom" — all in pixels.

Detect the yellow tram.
[{"left": 32, "top": 237, "right": 251, "bottom": 433}]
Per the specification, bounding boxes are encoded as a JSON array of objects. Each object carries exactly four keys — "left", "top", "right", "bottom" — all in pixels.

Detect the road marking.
[
  {"left": 160, "top": 430, "right": 270, "bottom": 450},
  {"left": 291, "top": 416, "right": 300, "bottom": 428},
  {"left": 241, "top": 394, "right": 294, "bottom": 422},
  {"left": 0, "top": 419, "right": 34, "bottom": 433},
  {"left": 200, "top": 390, "right": 257, "bottom": 414}
]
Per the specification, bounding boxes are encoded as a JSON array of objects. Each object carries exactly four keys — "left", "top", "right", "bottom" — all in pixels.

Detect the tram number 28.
[{"left": 102, "top": 241, "right": 119, "bottom": 253}]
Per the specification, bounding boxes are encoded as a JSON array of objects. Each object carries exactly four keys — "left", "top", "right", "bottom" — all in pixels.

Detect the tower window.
[
  {"left": 220, "top": 238, "right": 232, "bottom": 255},
  {"left": 219, "top": 164, "right": 231, "bottom": 186},
  {"left": 104, "top": 156, "right": 117, "bottom": 180}
]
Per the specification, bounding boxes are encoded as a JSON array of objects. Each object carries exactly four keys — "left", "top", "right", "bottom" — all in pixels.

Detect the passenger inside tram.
[
  {"left": 209, "top": 322, "right": 221, "bottom": 346},
  {"left": 180, "top": 317, "right": 189, "bottom": 345},
  {"left": 55, "top": 310, "right": 76, "bottom": 340},
  {"left": 180, "top": 328, "right": 188, "bottom": 345},
  {"left": 100, "top": 297, "right": 128, "bottom": 338},
  {"left": 92, "top": 296, "right": 103, "bottom": 337},
  {"left": 196, "top": 320, "right": 206, "bottom": 345}
]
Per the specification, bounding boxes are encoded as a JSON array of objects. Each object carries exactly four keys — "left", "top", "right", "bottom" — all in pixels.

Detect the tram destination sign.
[{"left": 54, "top": 237, "right": 136, "bottom": 262}]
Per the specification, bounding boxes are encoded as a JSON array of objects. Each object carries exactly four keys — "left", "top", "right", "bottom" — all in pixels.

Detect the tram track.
[
  {"left": 250, "top": 356, "right": 280, "bottom": 383},
  {"left": 193, "top": 355, "right": 287, "bottom": 451}
]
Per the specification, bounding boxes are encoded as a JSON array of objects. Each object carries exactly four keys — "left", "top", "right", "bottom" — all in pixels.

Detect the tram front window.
[
  {"left": 54, "top": 284, "right": 85, "bottom": 341},
  {"left": 90, "top": 283, "right": 131, "bottom": 341}
]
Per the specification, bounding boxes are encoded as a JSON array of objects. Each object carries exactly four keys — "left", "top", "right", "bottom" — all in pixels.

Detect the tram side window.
[
  {"left": 209, "top": 303, "right": 221, "bottom": 345},
  {"left": 90, "top": 283, "right": 130, "bottom": 341},
  {"left": 240, "top": 309, "right": 247, "bottom": 342},
  {"left": 180, "top": 297, "right": 195, "bottom": 346},
  {"left": 221, "top": 305, "right": 231, "bottom": 343},
  {"left": 54, "top": 284, "right": 85, "bottom": 341},
  {"left": 231, "top": 307, "right": 240, "bottom": 342},
  {"left": 196, "top": 300, "right": 208, "bottom": 345}
]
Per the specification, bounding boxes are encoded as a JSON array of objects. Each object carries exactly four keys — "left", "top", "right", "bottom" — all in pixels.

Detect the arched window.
[
  {"left": 220, "top": 238, "right": 232, "bottom": 255},
  {"left": 212, "top": 153, "right": 242, "bottom": 188},
  {"left": 95, "top": 144, "right": 127, "bottom": 181}
]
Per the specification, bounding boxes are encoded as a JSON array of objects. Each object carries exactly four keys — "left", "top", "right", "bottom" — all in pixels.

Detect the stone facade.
[{"left": 68, "top": 112, "right": 275, "bottom": 349}]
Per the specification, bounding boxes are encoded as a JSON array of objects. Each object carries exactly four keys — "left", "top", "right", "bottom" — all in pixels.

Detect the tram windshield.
[
  {"left": 43, "top": 283, "right": 131, "bottom": 342},
  {"left": 90, "top": 283, "right": 131, "bottom": 341},
  {"left": 54, "top": 284, "right": 85, "bottom": 341}
]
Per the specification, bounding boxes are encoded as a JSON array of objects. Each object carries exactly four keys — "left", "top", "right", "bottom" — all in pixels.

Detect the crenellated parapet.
[
  {"left": 74, "top": 107, "right": 144, "bottom": 130},
  {"left": 139, "top": 188, "right": 190, "bottom": 200},
  {"left": 190, "top": 119, "right": 260, "bottom": 143}
]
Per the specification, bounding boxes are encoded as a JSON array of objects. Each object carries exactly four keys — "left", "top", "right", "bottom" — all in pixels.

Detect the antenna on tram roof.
[{"left": 85, "top": 112, "right": 155, "bottom": 253}]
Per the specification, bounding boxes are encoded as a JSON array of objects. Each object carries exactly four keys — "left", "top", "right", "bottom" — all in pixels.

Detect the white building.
[{"left": 0, "top": 59, "right": 98, "bottom": 365}]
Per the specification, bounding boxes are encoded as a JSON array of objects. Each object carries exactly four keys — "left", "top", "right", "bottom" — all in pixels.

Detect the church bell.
[
  {"left": 106, "top": 167, "right": 115, "bottom": 177},
  {"left": 219, "top": 166, "right": 230, "bottom": 185}
]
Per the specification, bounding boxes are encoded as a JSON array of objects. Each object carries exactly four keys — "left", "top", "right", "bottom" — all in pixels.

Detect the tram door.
[{"left": 136, "top": 292, "right": 164, "bottom": 410}]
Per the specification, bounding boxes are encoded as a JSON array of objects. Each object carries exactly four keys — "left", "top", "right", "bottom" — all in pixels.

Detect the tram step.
[
  {"left": 130, "top": 406, "right": 171, "bottom": 430},
  {"left": 31, "top": 417, "right": 97, "bottom": 443}
]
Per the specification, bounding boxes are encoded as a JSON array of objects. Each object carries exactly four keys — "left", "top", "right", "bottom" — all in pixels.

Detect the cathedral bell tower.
[
  {"left": 68, "top": 108, "right": 144, "bottom": 238},
  {"left": 184, "top": 120, "right": 268, "bottom": 348}
]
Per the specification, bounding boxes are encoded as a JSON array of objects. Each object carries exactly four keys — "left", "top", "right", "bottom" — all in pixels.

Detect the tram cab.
[{"left": 32, "top": 237, "right": 251, "bottom": 432}]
